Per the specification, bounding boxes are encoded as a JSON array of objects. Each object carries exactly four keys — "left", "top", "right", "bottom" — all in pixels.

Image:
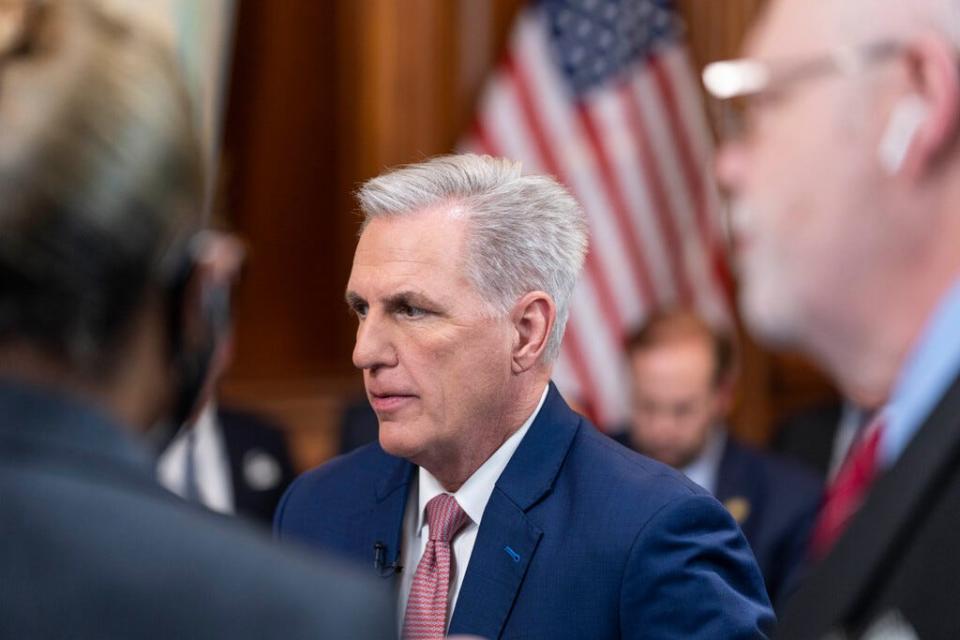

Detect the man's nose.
[
  {"left": 352, "top": 312, "right": 397, "bottom": 371},
  {"left": 648, "top": 411, "right": 678, "bottom": 434}
]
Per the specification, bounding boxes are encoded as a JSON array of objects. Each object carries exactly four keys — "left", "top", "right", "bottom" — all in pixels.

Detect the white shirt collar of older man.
[
  {"left": 679, "top": 424, "right": 728, "bottom": 496},
  {"left": 398, "top": 384, "right": 549, "bottom": 633},
  {"left": 416, "top": 384, "right": 548, "bottom": 530}
]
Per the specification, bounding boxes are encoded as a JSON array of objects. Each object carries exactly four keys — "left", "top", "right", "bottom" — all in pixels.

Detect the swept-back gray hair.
[{"left": 357, "top": 154, "right": 589, "bottom": 362}]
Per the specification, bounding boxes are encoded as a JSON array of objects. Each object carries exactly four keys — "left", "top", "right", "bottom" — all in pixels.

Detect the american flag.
[{"left": 460, "top": 0, "right": 732, "bottom": 429}]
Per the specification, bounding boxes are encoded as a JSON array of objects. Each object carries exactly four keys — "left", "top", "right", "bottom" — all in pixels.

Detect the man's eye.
[
  {"left": 353, "top": 303, "right": 368, "bottom": 319},
  {"left": 398, "top": 304, "right": 426, "bottom": 319}
]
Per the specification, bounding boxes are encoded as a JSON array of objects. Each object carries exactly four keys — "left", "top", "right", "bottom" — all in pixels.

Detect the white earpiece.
[{"left": 878, "top": 94, "right": 929, "bottom": 175}]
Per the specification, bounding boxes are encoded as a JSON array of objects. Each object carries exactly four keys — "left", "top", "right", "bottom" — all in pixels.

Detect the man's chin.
[
  {"left": 377, "top": 422, "right": 421, "bottom": 460},
  {"left": 738, "top": 279, "right": 799, "bottom": 349}
]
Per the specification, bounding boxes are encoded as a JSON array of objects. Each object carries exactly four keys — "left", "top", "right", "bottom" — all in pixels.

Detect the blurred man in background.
[
  {"left": 0, "top": 1, "right": 392, "bottom": 638},
  {"left": 159, "top": 331, "right": 297, "bottom": 527},
  {"left": 617, "top": 310, "right": 822, "bottom": 610},
  {"left": 707, "top": 0, "right": 960, "bottom": 636},
  {"left": 159, "top": 398, "right": 298, "bottom": 525}
]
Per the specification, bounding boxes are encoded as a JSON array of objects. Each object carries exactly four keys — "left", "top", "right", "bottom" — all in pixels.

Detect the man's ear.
[
  {"left": 891, "top": 33, "right": 960, "bottom": 179},
  {"left": 510, "top": 291, "right": 555, "bottom": 373}
]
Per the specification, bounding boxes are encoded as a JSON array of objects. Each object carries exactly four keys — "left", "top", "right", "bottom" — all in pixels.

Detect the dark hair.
[
  {"left": 0, "top": 0, "right": 203, "bottom": 375},
  {"left": 624, "top": 309, "right": 736, "bottom": 387}
]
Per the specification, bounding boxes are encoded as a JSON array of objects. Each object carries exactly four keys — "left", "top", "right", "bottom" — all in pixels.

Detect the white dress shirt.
[
  {"left": 397, "top": 385, "right": 549, "bottom": 634},
  {"left": 157, "top": 403, "right": 234, "bottom": 514}
]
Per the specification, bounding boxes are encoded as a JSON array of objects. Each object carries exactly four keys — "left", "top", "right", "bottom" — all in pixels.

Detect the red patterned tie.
[
  {"left": 402, "top": 494, "right": 471, "bottom": 640},
  {"left": 810, "top": 417, "right": 885, "bottom": 560}
]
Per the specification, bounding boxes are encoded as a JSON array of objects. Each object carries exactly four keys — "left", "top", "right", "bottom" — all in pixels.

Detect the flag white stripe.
[
  {"left": 516, "top": 14, "right": 653, "bottom": 322},
  {"left": 566, "top": 281, "right": 631, "bottom": 425},
  {"left": 476, "top": 71, "right": 607, "bottom": 417},
  {"left": 457, "top": 7, "right": 729, "bottom": 426},
  {"left": 628, "top": 68, "right": 713, "bottom": 311},
  {"left": 656, "top": 48, "right": 731, "bottom": 325},
  {"left": 583, "top": 87, "right": 677, "bottom": 309}
]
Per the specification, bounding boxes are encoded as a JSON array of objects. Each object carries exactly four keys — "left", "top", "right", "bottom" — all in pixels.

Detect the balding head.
[{"left": 715, "top": 0, "right": 960, "bottom": 406}]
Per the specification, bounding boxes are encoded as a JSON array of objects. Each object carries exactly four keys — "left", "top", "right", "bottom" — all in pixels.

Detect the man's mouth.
[{"left": 368, "top": 392, "right": 418, "bottom": 413}]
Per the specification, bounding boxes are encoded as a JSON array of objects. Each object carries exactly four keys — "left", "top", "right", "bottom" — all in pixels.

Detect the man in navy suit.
[
  {"left": 276, "top": 154, "right": 774, "bottom": 638},
  {"left": 159, "top": 402, "right": 298, "bottom": 526},
  {"left": 616, "top": 310, "right": 822, "bottom": 609}
]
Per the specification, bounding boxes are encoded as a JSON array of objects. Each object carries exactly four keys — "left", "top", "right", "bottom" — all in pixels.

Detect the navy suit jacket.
[
  {"left": 612, "top": 432, "right": 822, "bottom": 610},
  {"left": 219, "top": 407, "right": 297, "bottom": 525},
  {"left": 715, "top": 439, "right": 822, "bottom": 609},
  {"left": 277, "top": 384, "right": 774, "bottom": 639}
]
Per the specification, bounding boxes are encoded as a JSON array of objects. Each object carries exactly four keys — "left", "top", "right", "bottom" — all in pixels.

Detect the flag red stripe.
[
  {"left": 561, "top": 319, "right": 606, "bottom": 426},
  {"left": 457, "top": 10, "right": 729, "bottom": 427},
  {"left": 616, "top": 79, "right": 694, "bottom": 306},
  {"left": 574, "top": 102, "right": 658, "bottom": 307},
  {"left": 503, "top": 52, "right": 625, "bottom": 341},
  {"left": 471, "top": 114, "right": 605, "bottom": 425},
  {"left": 650, "top": 54, "right": 734, "bottom": 301}
]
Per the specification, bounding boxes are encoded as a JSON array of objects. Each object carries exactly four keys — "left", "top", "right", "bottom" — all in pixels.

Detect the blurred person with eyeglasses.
[
  {"left": 0, "top": 1, "right": 393, "bottom": 638},
  {"left": 705, "top": 1, "right": 960, "bottom": 638}
]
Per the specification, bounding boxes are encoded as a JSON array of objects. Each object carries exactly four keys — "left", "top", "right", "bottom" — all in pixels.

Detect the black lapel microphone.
[{"left": 373, "top": 541, "right": 403, "bottom": 577}]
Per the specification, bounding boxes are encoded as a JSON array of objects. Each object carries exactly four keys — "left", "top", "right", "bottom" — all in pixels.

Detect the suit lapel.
[
  {"left": 448, "top": 383, "right": 581, "bottom": 638},
  {"left": 714, "top": 439, "right": 761, "bottom": 533},
  {"left": 363, "top": 453, "right": 414, "bottom": 583},
  {"left": 780, "top": 373, "right": 960, "bottom": 638},
  {"left": 447, "top": 489, "right": 543, "bottom": 638}
]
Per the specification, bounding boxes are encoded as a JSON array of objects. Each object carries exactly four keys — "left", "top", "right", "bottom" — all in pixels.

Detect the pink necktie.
[
  {"left": 810, "top": 417, "right": 885, "bottom": 560},
  {"left": 402, "top": 494, "right": 470, "bottom": 640}
]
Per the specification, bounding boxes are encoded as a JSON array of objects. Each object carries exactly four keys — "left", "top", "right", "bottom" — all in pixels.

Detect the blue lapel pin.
[{"left": 504, "top": 546, "right": 521, "bottom": 563}]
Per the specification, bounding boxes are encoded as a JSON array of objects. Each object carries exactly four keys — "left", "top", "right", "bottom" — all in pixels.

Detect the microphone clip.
[{"left": 373, "top": 541, "right": 403, "bottom": 577}]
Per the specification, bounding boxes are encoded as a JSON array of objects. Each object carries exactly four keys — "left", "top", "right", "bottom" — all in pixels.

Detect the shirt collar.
[
  {"left": 416, "top": 385, "right": 549, "bottom": 534},
  {"left": 884, "top": 277, "right": 960, "bottom": 466},
  {"left": 680, "top": 424, "right": 727, "bottom": 495}
]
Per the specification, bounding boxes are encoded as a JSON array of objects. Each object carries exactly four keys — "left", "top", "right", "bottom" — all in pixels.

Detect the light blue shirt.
[
  {"left": 881, "top": 277, "right": 960, "bottom": 467},
  {"left": 681, "top": 425, "right": 727, "bottom": 495}
]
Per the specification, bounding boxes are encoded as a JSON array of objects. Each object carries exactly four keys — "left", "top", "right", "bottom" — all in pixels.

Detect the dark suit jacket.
[
  {"left": 777, "top": 374, "right": 960, "bottom": 639},
  {"left": 219, "top": 407, "right": 297, "bottom": 525},
  {"left": 772, "top": 402, "right": 843, "bottom": 480},
  {"left": 613, "top": 433, "right": 822, "bottom": 610},
  {"left": 714, "top": 439, "right": 822, "bottom": 609},
  {"left": 276, "top": 384, "right": 774, "bottom": 639},
  {"left": 0, "top": 381, "right": 394, "bottom": 640}
]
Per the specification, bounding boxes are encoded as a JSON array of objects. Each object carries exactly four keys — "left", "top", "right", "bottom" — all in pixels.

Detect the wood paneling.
[
  {"left": 218, "top": 0, "right": 830, "bottom": 470},
  {"left": 678, "top": 0, "right": 769, "bottom": 67}
]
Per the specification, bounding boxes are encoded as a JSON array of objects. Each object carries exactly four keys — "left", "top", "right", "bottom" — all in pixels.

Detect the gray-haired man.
[
  {"left": 276, "top": 154, "right": 773, "bottom": 639},
  {"left": 708, "top": 0, "right": 960, "bottom": 636}
]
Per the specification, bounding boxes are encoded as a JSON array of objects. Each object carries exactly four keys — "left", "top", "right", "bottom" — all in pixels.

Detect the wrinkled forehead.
[
  {"left": 750, "top": 0, "right": 933, "bottom": 59},
  {"left": 748, "top": 0, "right": 899, "bottom": 59},
  {"left": 350, "top": 206, "right": 475, "bottom": 292}
]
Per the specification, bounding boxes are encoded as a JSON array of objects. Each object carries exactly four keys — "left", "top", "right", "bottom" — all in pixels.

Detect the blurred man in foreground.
[
  {"left": 618, "top": 310, "right": 821, "bottom": 609},
  {"left": 0, "top": 2, "right": 392, "bottom": 638},
  {"left": 706, "top": 0, "right": 960, "bottom": 636},
  {"left": 276, "top": 154, "right": 774, "bottom": 639}
]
